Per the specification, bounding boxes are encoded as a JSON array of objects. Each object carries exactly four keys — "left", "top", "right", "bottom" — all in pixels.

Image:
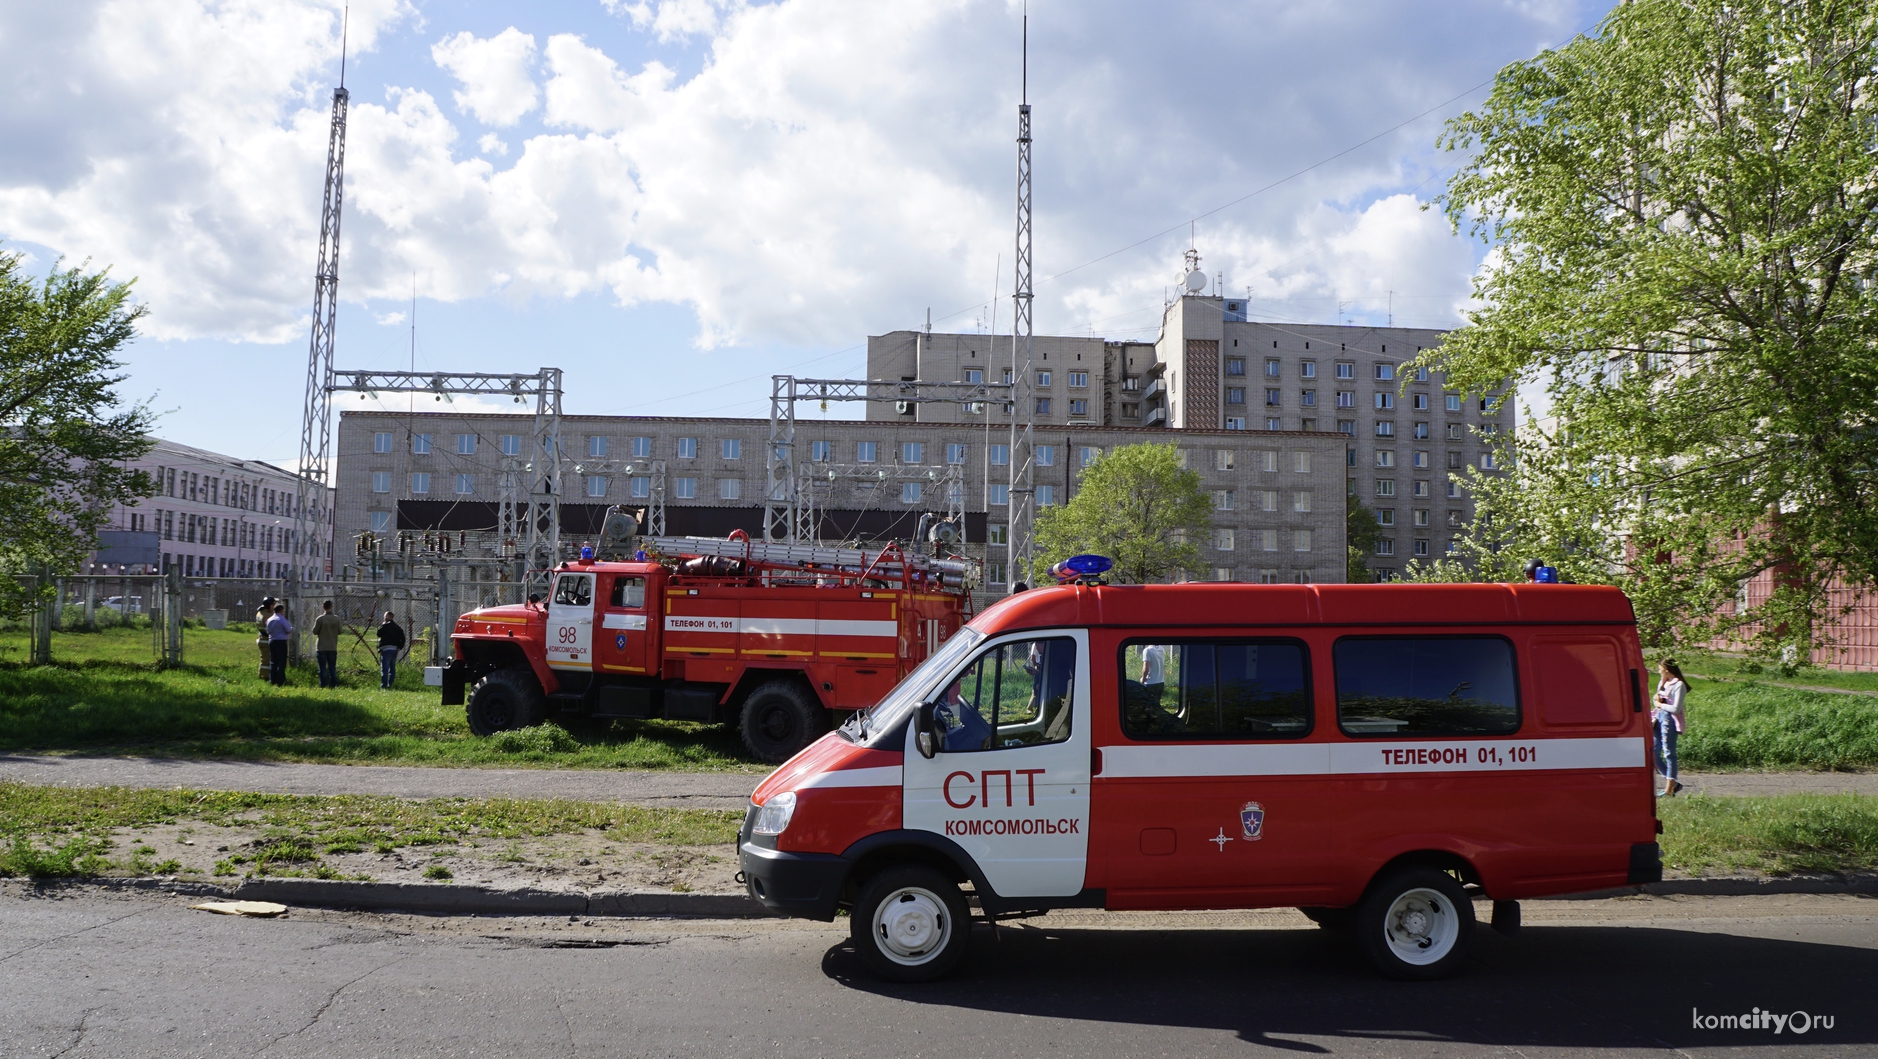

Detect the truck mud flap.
[
  {"left": 663, "top": 683, "right": 725, "bottom": 722},
  {"left": 440, "top": 660, "right": 471, "bottom": 707},
  {"left": 1628, "top": 842, "right": 1663, "bottom": 885}
]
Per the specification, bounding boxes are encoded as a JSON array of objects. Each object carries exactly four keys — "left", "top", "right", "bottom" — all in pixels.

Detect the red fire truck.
[
  {"left": 737, "top": 567, "right": 1663, "bottom": 981},
  {"left": 439, "top": 529, "right": 974, "bottom": 763}
]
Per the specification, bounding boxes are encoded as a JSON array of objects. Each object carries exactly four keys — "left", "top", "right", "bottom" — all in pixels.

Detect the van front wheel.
[
  {"left": 850, "top": 865, "right": 971, "bottom": 982},
  {"left": 1355, "top": 866, "right": 1474, "bottom": 980}
]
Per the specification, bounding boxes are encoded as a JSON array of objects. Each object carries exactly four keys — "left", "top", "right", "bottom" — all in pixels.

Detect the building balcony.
[
  {"left": 1143, "top": 378, "right": 1165, "bottom": 401},
  {"left": 1144, "top": 406, "right": 1168, "bottom": 427}
]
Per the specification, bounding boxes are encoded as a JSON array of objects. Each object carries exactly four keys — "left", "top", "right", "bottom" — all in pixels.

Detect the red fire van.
[{"left": 737, "top": 579, "right": 1662, "bottom": 981}]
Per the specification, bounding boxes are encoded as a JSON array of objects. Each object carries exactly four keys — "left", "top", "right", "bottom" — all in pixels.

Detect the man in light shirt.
[
  {"left": 266, "top": 604, "right": 292, "bottom": 686},
  {"left": 1141, "top": 643, "right": 1166, "bottom": 711}
]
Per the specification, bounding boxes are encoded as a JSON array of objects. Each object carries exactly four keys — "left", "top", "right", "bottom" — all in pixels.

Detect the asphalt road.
[
  {"left": 3, "top": 753, "right": 1874, "bottom": 804},
  {"left": 2, "top": 887, "right": 1872, "bottom": 1058}
]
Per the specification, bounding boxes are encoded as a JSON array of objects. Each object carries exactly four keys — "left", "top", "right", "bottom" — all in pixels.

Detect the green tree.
[
  {"left": 1428, "top": 0, "right": 1878, "bottom": 655},
  {"left": 1034, "top": 442, "right": 1211, "bottom": 584},
  {"left": 0, "top": 248, "right": 156, "bottom": 617},
  {"left": 1345, "top": 496, "right": 1380, "bottom": 584}
]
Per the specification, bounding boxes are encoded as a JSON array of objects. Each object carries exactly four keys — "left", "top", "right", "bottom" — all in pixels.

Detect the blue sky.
[{"left": 1, "top": 0, "right": 1609, "bottom": 466}]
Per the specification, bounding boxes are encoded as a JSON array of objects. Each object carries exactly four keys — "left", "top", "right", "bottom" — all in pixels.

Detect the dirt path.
[{"left": 0, "top": 754, "right": 759, "bottom": 809}]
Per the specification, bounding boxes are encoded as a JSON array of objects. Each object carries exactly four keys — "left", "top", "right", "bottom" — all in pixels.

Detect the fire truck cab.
[{"left": 738, "top": 573, "right": 1663, "bottom": 981}]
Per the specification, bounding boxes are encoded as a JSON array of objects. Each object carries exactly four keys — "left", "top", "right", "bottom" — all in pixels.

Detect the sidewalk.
[
  {"left": 2, "top": 753, "right": 1871, "bottom": 802},
  {"left": 0, "top": 754, "right": 759, "bottom": 809}
]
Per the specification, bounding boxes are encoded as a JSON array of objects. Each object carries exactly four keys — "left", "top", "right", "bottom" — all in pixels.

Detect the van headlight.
[{"left": 752, "top": 791, "right": 797, "bottom": 835}]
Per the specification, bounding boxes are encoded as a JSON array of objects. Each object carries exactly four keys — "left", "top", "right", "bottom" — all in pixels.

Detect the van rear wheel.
[
  {"left": 466, "top": 669, "right": 546, "bottom": 736},
  {"left": 850, "top": 864, "right": 971, "bottom": 982},
  {"left": 738, "top": 680, "right": 824, "bottom": 764},
  {"left": 1354, "top": 866, "right": 1475, "bottom": 980}
]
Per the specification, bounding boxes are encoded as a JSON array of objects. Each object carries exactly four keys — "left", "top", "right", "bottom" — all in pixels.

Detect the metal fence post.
[
  {"left": 163, "top": 564, "right": 184, "bottom": 667},
  {"left": 30, "top": 567, "right": 53, "bottom": 665}
]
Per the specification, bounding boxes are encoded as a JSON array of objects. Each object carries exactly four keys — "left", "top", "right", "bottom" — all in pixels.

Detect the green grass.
[
  {"left": 0, "top": 625, "right": 758, "bottom": 771},
  {"left": 1671, "top": 675, "right": 1878, "bottom": 771},
  {"left": 1679, "top": 656, "right": 1878, "bottom": 696},
  {"left": 0, "top": 780, "right": 744, "bottom": 881},
  {"left": 1659, "top": 794, "right": 1878, "bottom": 876}
]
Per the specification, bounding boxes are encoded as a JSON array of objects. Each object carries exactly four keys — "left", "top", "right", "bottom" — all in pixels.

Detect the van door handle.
[
  {"left": 1630, "top": 668, "right": 1643, "bottom": 713},
  {"left": 1091, "top": 747, "right": 1103, "bottom": 776}
]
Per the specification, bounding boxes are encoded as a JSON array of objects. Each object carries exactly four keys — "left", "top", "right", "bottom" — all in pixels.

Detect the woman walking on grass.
[{"left": 1653, "top": 659, "right": 1688, "bottom": 797}]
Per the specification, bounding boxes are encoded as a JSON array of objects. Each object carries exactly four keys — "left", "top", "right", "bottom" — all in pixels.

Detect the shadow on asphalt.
[{"left": 821, "top": 921, "right": 1874, "bottom": 1050}]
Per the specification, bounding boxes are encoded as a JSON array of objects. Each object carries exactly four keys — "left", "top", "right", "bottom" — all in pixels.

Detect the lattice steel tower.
[
  {"left": 1007, "top": 11, "right": 1037, "bottom": 589},
  {"left": 293, "top": 22, "right": 349, "bottom": 605}
]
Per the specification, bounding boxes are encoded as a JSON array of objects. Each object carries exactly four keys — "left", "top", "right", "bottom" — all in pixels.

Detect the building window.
[
  {"left": 1260, "top": 528, "right": 1279, "bottom": 551},
  {"left": 1037, "top": 484, "right": 1056, "bottom": 506},
  {"left": 989, "top": 483, "right": 1009, "bottom": 505},
  {"left": 1448, "top": 479, "right": 1464, "bottom": 498},
  {"left": 1376, "top": 479, "right": 1396, "bottom": 497},
  {"left": 631, "top": 476, "right": 650, "bottom": 498},
  {"left": 1036, "top": 398, "right": 1052, "bottom": 415},
  {"left": 456, "top": 474, "right": 475, "bottom": 495},
  {"left": 587, "top": 436, "right": 607, "bottom": 458},
  {"left": 1225, "top": 417, "right": 1246, "bottom": 430},
  {"left": 1300, "top": 390, "right": 1316, "bottom": 407},
  {"left": 989, "top": 444, "right": 1008, "bottom": 466},
  {"left": 720, "top": 438, "right": 741, "bottom": 460},
  {"left": 901, "top": 482, "right": 922, "bottom": 503},
  {"left": 719, "top": 478, "right": 741, "bottom": 500},
  {"left": 1261, "top": 489, "right": 1279, "bottom": 512},
  {"left": 412, "top": 434, "right": 432, "bottom": 455},
  {"left": 1069, "top": 371, "right": 1088, "bottom": 387},
  {"left": 454, "top": 433, "right": 476, "bottom": 455},
  {"left": 1376, "top": 450, "right": 1395, "bottom": 468},
  {"left": 811, "top": 440, "right": 833, "bottom": 462},
  {"left": 1264, "top": 359, "right": 1281, "bottom": 377},
  {"left": 1069, "top": 399, "right": 1089, "bottom": 417},
  {"left": 1122, "top": 403, "right": 1140, "bottom": 419},
  {"left": 1446, "top": 539, "right": 1460, "bottom": 555},
  {"left": 1294, "top": 491, "right": 1311, "bottom": 512},
  {"left": 1447, "top": 423, "right": 1464, "bottom": 440},
  {"left": 1412, "top": 451, "right": 1429, "bottom": 469},
  {"left": 501, "top": 434, "right": 522, "bottom": 456},
  {"left": 1412, "top": 393, "right": 1429, "bottom": 411},
  {"left": 373, "top": 432, "right": 392, "bottom": 454},
  {"left": 856, "top": 441, "right": 877, "bottom": 463},
  {"left": 1413, "top": 509, "right": 1431, "bottom": 527},
  {"left": 1214, "top": 528, "right": 1235, "bottom": 551},
  {"left": 578, "top": 476, "right": 603, "bottom": 497},
  {"left": 1448, "top": 510, "right": 1464, "bottom": 527},
  {"left": 1336, "top": 391, "right": 1355, "bottom": 408},
  {"left": 1414, "top": 422, "right": 1430, "bottom": 440},
  {"left": 964, "top": 368, "right": 984, "bottom": 384},
  {"left": 1036, "top": 370, "right": 1052, "bottom": 387},
  {"left": 1375, "top": 363, "right": 1395, "bottom": 381},
  {"left": 1375, "top": 538, "right": 1396, "bottom": 556},
  {"left": 1375, "top": 392, "right": 1395, "bottom": 410},
  {"left": 988, "top": 524, "right": 1008, "bottom": 545},
  {"left": 370, "top": 511, "right": 391, "bottom": 533},
  {"left": 1214, "top": 489, "right": 1235, "bottom": 511},
  {"left": 1300, "top": 361, "right": 1317, "bottom": 379},
  {"left": 1037, "top": 445, "right": 1056, "bottom": 467},
  {"left": 372, "top": 472, "right": 390, "bottom": 494},
  {"left": 1446, "top": 393, "right": 1462, "bottom": 412},
  {"left": 1080, "top": 446, "right": 1101, "bottom": 467},
  {"left": 411, "top": 472, "right": 430, "bottom": 495},
  {"left": 675, "top": 477, "right": 697, "bottom": 499},
  {"left": 1376, "top": 421, "right": 1395, "bottom": 437},
  {"left": 1336, "top": 362, "right": 1355, "bottom": 379},
  {"left": 902, "top": 441, "right": 923, "bottom": 464},
  {"left": 631, "top": 436, "right": 652, "bottom": 458},
  {"left": 1215, "top": 449, "right": 1235, "bottom": 471},
  {"left": 1225, "top": 358, "right": 1246, "bottom": 376},
  {"left": 1260, "top": 450, "right": 1277, "bottom": 472},
  {"left": 1257, "top": 388, "right": 1276, "bottom": 406},
  {"left": 1480, "top": 452, "right": 1498, "bottom": 470},
  {"left": 1294, "top": 451, "right": 1311, "bottom": 473},
  {"left": 668, "top": 437, "right": 694, "bottom": 459},
  {"left": 944, "top": 443, "right": 967, "bottom": 464},
  {"left": 1338, "top": 420, "right": 1356, "bottom": 435},
  {"left": 1294, "top": 529, "right": 1312, "bottom": 551},
  {"left": 987, "top": 562, "right": 1006, "bottom": 585}
]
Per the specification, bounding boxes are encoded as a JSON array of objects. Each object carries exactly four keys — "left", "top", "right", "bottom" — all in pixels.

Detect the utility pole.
[
  {"left": 291, "top": 7, "right": 349, "bottom": 660},
  {"left": 1008, "top": 7, "right": 1037, "bottom": 590}
]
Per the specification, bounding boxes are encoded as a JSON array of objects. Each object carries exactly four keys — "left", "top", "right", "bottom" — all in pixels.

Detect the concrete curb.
[
  {"left": 1564, "top": 873, "right": 1878, "bottom": 900},
  {"left": 64, "top": 876, "right": 775, "bottom": 918}
]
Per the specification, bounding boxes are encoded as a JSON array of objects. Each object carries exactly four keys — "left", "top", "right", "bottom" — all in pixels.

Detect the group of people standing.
[{"left": 253, "top": 597, "right": 408, "bottom": 690}]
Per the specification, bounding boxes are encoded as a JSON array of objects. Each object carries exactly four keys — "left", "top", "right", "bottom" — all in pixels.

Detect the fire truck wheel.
[
  {"left": 738, "top": 681, "right": 825, "bottom": 764},
  {"left": 1354, "top": 866, "right": 1475, "bottom": 980},
  {"left": 465, "top": 669, "right": 546, "bottom": 736},
  {"left": 849, "top": 864, "right": 971, "bottom": 982}
]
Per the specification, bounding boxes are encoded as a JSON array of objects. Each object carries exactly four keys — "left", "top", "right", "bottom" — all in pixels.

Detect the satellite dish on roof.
[{"left": 1185, "top": 269, "right": 1208, "bottom": 292}]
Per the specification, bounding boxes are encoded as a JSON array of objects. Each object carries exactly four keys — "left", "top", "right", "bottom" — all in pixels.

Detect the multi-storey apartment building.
[
  {"left": 87, "top": 438, "right": 333, "bottom": 581},
  {"left": 333, "top": 411, "right": 1348, "bottom": 608}
]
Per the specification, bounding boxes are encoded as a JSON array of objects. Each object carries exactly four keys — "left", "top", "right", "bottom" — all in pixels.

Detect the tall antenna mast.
[
  {"left": 291, "top": 3, "right": 349, "bottom": 652},
  {"left": 1007, "top": 4, "right": 1037, "bottom": 590}
]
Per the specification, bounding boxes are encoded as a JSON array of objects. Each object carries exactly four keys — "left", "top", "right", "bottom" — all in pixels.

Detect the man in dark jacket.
[{"left": 377, "top": 611, "right": 406, "bottom": 690}]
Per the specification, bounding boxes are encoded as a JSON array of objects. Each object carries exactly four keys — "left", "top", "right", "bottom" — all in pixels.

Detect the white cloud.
[
  {"left": 0, "top": 0, "right": 1588, "bottom": 352},
  {"left": 431, "top": 27, "right": 540, "bottom": 127},
  {"left": 374, "top": 310, "right": 406, "bottom": 325},
  {"left": 606, "top": 0, "right": 743, "bottom": 42}
]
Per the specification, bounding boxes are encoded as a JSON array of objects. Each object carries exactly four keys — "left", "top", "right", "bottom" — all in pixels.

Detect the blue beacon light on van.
[{"left": 1051, "top": 554, "right": 1112, "bottom": 584}]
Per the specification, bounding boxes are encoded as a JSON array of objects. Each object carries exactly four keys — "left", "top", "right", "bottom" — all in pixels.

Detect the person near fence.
[
  {"left": 313, "top": 601, "right": 343, "bottom": 688},
  {"left": 266, "top": 604, "right": 291, "bottom": 686},
  {"left": 255, "top": 595, "right": 276, "bottom": 679},
  {"left": 377, "top": 611, "right": 406, "bottom": 690}
]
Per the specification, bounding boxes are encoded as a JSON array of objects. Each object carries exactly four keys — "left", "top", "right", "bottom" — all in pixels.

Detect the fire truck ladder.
[
  {"left": 766, "top": 376, "right": 1011, "bottom": 543},
  {"left": 641, "top": 533, "right": 974, "bottom": 589},
  {"left": 329, "top": 368, "right": 565, "bottom": 592}
]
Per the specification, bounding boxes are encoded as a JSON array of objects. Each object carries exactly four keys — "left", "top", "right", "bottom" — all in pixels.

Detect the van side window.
[
  {"left": 1334, "top": 637, "right": 1519, "bottom": 736},
  {"left": 609, "top": 576, "right": 646, "bottom": 609},
  {"left": 934, "top": 638, "right": 1075, "bottom": 752},
  {"left": 1120, "top": 640, "right": 1311, "bottom": 739},
  {"left": 551, "top": 573, "right": 593, "bottom": 607}
]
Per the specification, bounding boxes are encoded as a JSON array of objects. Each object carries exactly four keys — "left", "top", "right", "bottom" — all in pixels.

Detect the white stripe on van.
[
  {"left": 796, "top": 765, "right": 902, "bottom": 790},
  {"left": 1102, "top": 736, "right": 1643, "bottom": 779}
]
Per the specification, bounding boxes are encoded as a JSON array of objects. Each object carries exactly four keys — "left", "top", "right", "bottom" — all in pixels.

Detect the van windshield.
[{"left": 847, "top": 627, "right": 985, "bottom": 745}]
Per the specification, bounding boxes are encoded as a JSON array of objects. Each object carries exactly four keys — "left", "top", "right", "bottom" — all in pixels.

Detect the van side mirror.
[{"left": 915, "top": 702, "right": 939, "bottom": 759}]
